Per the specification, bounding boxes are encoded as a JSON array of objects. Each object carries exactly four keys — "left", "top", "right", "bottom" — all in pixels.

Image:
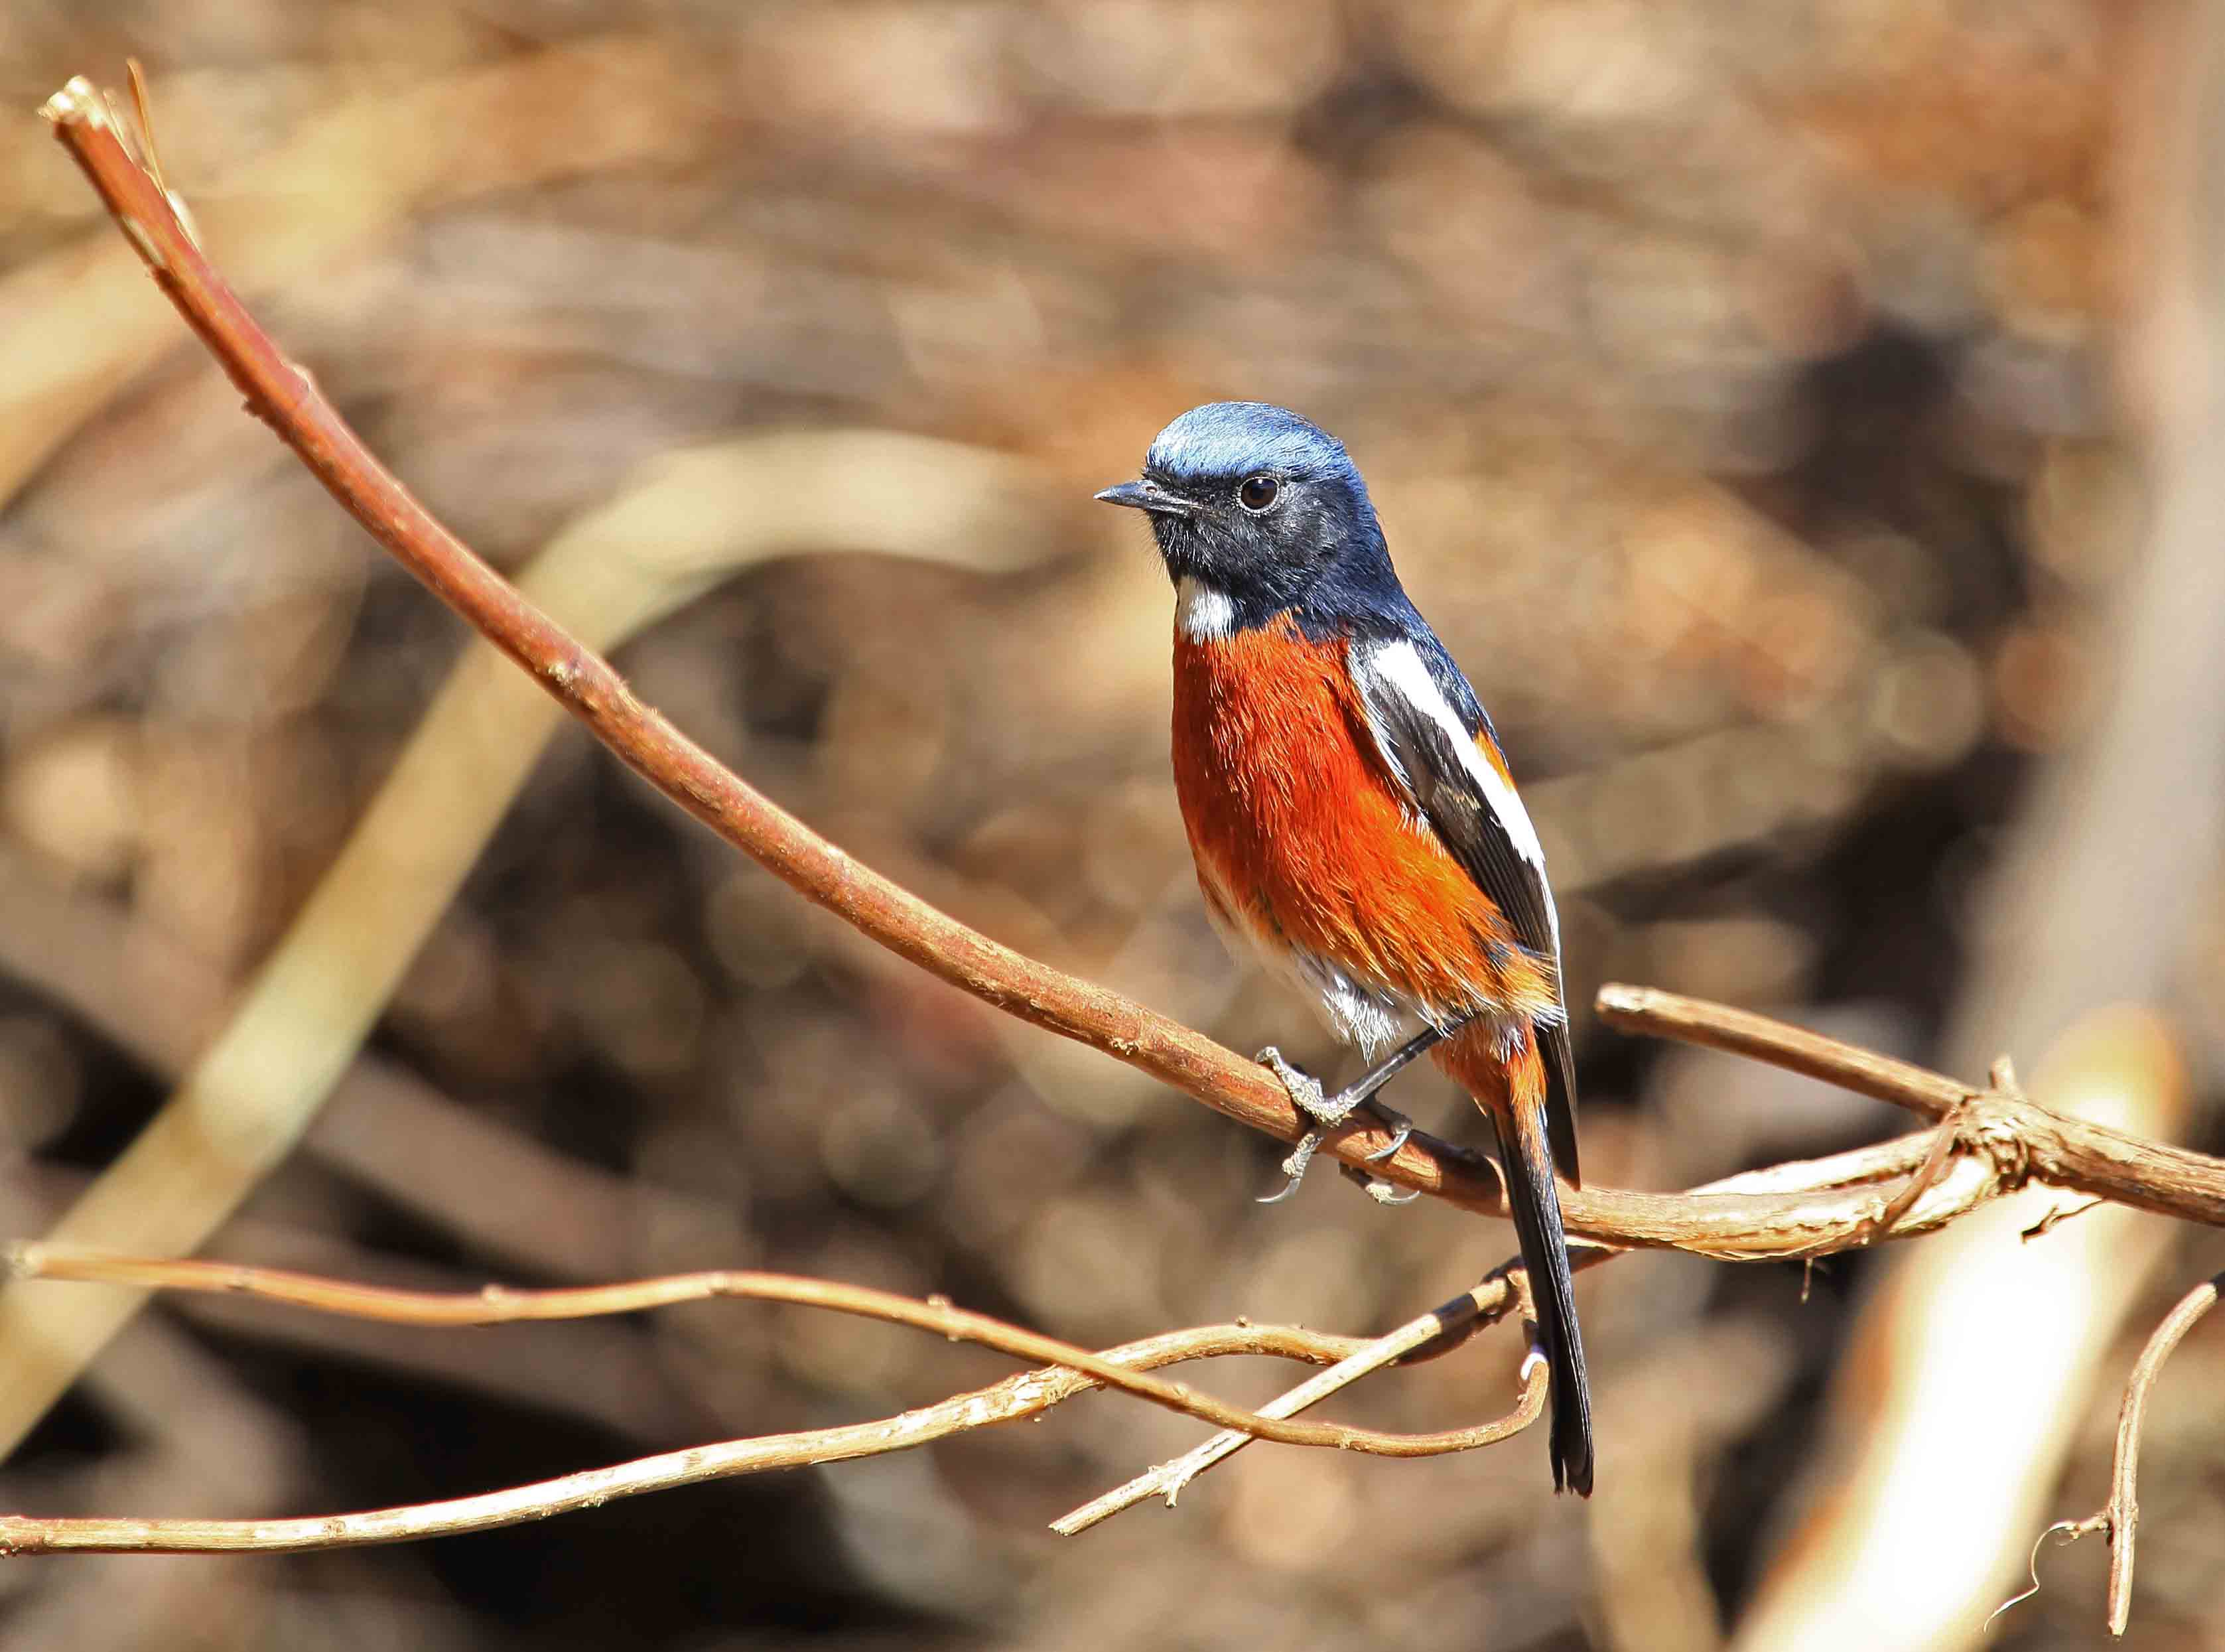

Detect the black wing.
[{"left": 1351, "top": 625, "right": 1582, "bottom": 1184}]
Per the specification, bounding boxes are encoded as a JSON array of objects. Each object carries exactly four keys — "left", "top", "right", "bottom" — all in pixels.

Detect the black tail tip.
[
  {"left": 1552, "top": 1440, "right": 1595, "bottom": 1498},
  {"left": 1546, "top": 1377, "right": 1594, "bottom": 1496}
]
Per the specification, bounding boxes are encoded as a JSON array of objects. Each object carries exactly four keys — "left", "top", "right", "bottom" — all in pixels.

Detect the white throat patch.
[{"left": 1175, "top": 578, "right": 1236, "bottom": 642}]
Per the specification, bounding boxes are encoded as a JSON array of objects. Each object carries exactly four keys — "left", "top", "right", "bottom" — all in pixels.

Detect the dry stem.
[
  {"left": 0, "top": 1247, "right": 1548, "bottom": 1555},
  {"left": 1054, "top": 1108, "right": 1999, "bottom": 1534},
  {"left": 1053, "top": 1271, "right": 1543, "bottom": 1535},
  {"left": 4, "top": 1244, "right": 1473, "bottom": 1459},
  {"left": 1597, "top": 988, "right": 2225, "bottom": 1229},
  {"left": 2003, "top": 1272, "right": 2224, "bottom": 1637},
  {"left": 0, "top": 1324, "right": 1333, "bottom": 1556}
]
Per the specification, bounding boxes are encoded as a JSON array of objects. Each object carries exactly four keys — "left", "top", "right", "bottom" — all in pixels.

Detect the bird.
[{"left": 1095, "top": 401, "right": 1593, "bottom": 1495}]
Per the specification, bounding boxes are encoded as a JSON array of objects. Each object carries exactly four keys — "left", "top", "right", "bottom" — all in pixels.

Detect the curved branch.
[
  {"left": 0, "top": 1253, "right": 1546, "bottom": 1556},
  {"left": 9, "top": 1119, "right": 1986, "bottom": 1556},
  {"left": 1054, "top": 1116, "right": 1993, "bottom": 1535},
  {"left": 1, "top": 1245, "right": 1481, "bottom": 1459},
  {"left": 2101, "top": 1273, "right": 2220, "bottom": 1635},
  {"left": 1053, "top": 1270, "right": 1545, "bottom": 1535},
  {"left": 0, "top": 1320, "right": 1345, "bottom": 1556}
]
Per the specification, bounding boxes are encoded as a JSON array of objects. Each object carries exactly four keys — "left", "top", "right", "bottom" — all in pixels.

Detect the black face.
[
  {"left": 1096, "top": 401, "right": 1405, "bottom": 635},
  {"left": 1126, "top": 465, "right": 1349, "bottom": 604}
]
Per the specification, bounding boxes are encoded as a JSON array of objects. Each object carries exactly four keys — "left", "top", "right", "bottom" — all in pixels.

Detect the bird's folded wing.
[{"left": 1350, "top": 630, "right": 1582, "bottom": 1183}]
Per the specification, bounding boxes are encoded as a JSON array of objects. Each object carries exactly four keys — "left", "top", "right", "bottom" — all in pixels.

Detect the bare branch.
[
  {"left": 1595, "top": 985, "right": 1974, "bottom": 1117},
  {"left": 2100, "top": 1273, "right": 2220, "bottom": 1634},
  {"left": 0, "top": 1319, "right": 1349, "bottom": 1556},
  {"left": 1055, "top": 1119, "right": 1996, "bottom": 1535},
  {"left": 1990, "top": 1273, "right": 2220, "bottom": 1637},
  {"left": 0, "top": 1245, "right": 1562, "bottom": 1556},
  {"left": 2095, "top": 1273, "right": 2219, "bottom": 1635},
  {"left": 7, "top": 1116, "right": 2013, "bottom": 1558},
  {"left": 1054, "top": 1271, "right": 1544, "bottom": 1536},
  {"left": 5, "top": 1243, "right": 1491, "bottom": 1458},
  {"left": 1601, "top": 987, "right": 2225, "bottom": 1229}
]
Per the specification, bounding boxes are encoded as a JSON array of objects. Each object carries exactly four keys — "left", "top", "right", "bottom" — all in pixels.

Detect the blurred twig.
[
  {"left": 3, "top": 38, "right": 697, "bottom": 509},
  {"left": 0, "top": 843, "right": 736, "bottom": 1283}
]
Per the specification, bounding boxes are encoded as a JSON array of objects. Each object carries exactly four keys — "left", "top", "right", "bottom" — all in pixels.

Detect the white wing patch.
[
  {"left": 1359, "top": 637, "right": 1559, "bottom": 951},
  {"left": 1176, "top": 577, "right": 1236, "bottom": 642}
]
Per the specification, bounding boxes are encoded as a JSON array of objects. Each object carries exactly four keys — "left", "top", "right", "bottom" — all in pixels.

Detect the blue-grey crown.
[{"left": 1144, "top": 402, "right": 1367, "bottom": 498}]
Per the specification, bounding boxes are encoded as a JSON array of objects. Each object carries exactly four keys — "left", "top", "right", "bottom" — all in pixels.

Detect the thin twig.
[
  {"left": 1054, "top": 1272, "right": 1542, "bottom": 1535},
  {"left": 1991, "top": 1273, "right": 2221, "bottom": 1637},
  {"left": 1595, "top": 985, "right": 1974, "bottom": 1117},
  {"left": 1857, "top": 1098, "right": 1970, "bottom": 1248},
  {"left": 2021, "top": 1197, "right": 2107, "bottom": 1241},
  {"left": 8, "top": 1111, "right": 1962, "bottom": 1554},
  {"left": 1055, "top": 1124, "right": 1975, "bottom": 1535},
  {"left": 5, "top": 1244, "right": 1477, "bottom": 1459},
  {"left": 0, "top": 1319, "right": 1361, "bottom": 1556},
  {"left": 12, "top": 1120, "right": 1991, "bottom": 1557},
  {"left": 2101, "top": 1273, "right": 2220, "bottom": 1635}
]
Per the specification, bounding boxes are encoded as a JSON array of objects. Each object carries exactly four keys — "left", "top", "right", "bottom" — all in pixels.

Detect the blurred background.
[{"left": 3, "top": 1, "right": 2224, "bottom": 1648}]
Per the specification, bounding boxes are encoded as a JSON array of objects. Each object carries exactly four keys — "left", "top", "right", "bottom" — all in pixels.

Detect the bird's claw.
[
  {"left": 1352, "top": 1109, "right": 1422, "bottom": 1204},
  {"left": 1256, "top": 1045, "right": 1345, "bottom": 1123},
  {"left": 1363, "top": 1176, "right": 1422, "bottom": 1206},
  {"left": 1362, "top": 1113, "right": 1412, "bottom": 1163},
  {"left": 1258, "top": 1130, "right": 1325, "bottom": 1204},
  {"left": 1255, "top": 1048, "right": 1418, "bottom": 1204}
]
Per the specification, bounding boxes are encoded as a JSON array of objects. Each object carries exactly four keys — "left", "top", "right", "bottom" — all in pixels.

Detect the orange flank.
[
  {"left": 1171, "top": 615, "right": 1556, "bottom": 1048},
  {"left": 1436, "top": 1012, "right": 1548, "bottom": 1118}
]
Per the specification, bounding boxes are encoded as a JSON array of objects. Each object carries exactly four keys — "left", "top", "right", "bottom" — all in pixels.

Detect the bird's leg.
[{"left": 1255, "top": 1020, "right": 1473, "bottom": 1204}]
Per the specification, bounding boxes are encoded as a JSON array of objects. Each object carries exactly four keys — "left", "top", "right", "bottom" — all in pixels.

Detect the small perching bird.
[{"left": 1097, "top": 402, "right": 1593, "bottom": 1495}]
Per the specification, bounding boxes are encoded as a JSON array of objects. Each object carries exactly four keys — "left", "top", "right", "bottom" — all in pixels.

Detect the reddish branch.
[{"left": 42, "top": 77, "right": 2225, "bottom": 1253}]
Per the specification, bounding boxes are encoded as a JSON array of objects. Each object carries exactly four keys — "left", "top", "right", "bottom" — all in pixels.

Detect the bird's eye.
[{"left": 1238, "top": 475, "right": 1280, "bottom": 513}]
